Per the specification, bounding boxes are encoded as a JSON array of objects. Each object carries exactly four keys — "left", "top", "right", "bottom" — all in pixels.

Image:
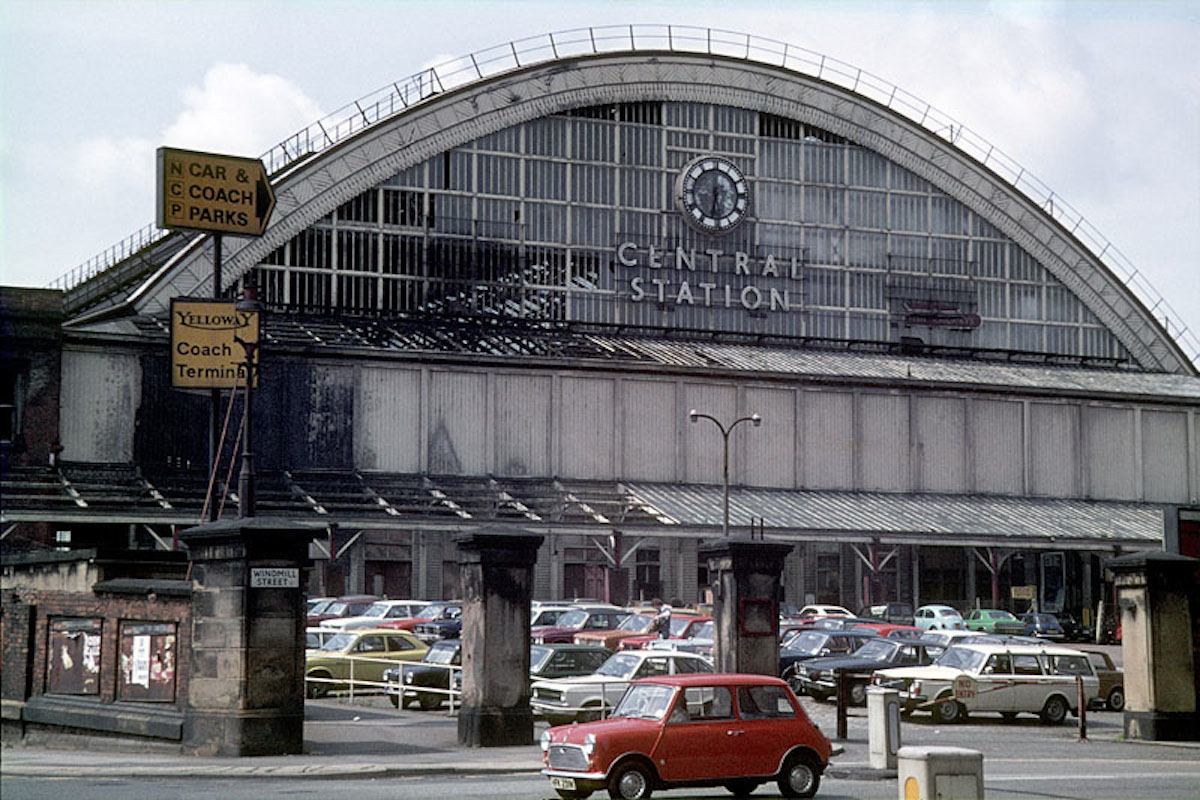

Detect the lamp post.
[
  {"left": 233, "top": 288, "right": 263, "bottom": 518},
  {"left": 688, "top": 409, "right": 762, "bottom": 538}
]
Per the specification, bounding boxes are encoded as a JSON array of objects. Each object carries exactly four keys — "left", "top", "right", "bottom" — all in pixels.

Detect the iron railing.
[{"left": 49, "top": 24, "right": 1198, "bottom": 366}]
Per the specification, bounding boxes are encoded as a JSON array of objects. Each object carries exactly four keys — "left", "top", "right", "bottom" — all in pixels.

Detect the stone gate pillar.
[
  {"left": 179, "top": 518, "right": 323, "bottom": 756},
  {"left": 456, "top": 529, "right": 543, "bottom": 747},
  {"left": 1108, "top": 550, "right": 1199, "bottom": 742},
  {"left": 700, "top": 538, "right": 794, "bottom": 675}
]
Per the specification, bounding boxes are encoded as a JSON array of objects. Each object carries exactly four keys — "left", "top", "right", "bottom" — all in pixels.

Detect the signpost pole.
[{"left": 208, "top": 233, "right": 223, "bottom": 522}]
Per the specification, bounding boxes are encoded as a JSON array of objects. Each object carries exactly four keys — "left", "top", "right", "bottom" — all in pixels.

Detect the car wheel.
[
  {"left": 556, "top": 790, "right": 593, "bottom": 800},
  {"left": 723, "top": 779, "right": 760, "bottom": 796},
  {"left": 809, "top": 690, "right": 829, "bottom": 703},
  {"left": 608, "top": 761, "right": 653, "bottom": 800},
  {"left": 777, "top": 752, "right": 821, "bottom": 798},
  {"left": 579, "top": 703, "right": 604, "bottom": 723},
  {"left": 306, "top": 672, "right": 330, "bottom": 699},
  {"left": 848, "top": 681, "right": 868, "bottom": 706},
  {"left": 787, "top": 676, "right": 805, "bottom": 696},
  {"left": 417, "top": 693, "right": 441, "bottom": 710},
  {"left": 932, "top": 696, "right": 963, "bottom": 724},
  {"left": 388, "top": 693, "right": 399, "bottom": 708},
  {"left": 1107, "top": 686, "right": 1125, "bottom": 712},
  {"left": 1040, "top": 695, "right": 1069, "bottom": 725}
]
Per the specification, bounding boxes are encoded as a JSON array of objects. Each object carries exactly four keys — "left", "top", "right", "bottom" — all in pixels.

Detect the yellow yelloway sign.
[
  {"left": 170, "top": 299, "right": 259, "bottom": 389},
  {"left": 156, "top": 147, "right": 276, "bottom": 236}
]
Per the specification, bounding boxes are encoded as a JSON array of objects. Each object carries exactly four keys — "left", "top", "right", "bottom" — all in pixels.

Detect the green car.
[
  {"left": 964, "top": 608, "right": 1025, "bottom": 635},
  {"left": 306, "top": 628, "right": 429, "bottom": 698}
]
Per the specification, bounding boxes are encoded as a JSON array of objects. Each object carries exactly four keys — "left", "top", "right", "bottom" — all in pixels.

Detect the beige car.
[
  {"left": 305, "top": 628, "right": 429, "bottom": 698},
  {"left": 873, "top": 642, "right": 1099, "bottom": 724}
]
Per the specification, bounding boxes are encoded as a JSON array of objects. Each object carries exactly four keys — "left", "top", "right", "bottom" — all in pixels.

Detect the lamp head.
[
  {"left": 688, "top": 409, "right": 699, "bottom": 423},
  {"left": 236, "top": 286, "right": 264, "bottom": 313},
  {"left": 750, "top": 413, "right": 762, "bottom": 427}
]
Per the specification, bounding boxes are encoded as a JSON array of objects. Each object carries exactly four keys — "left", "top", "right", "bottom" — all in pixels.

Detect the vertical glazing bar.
[
  {"left": 549, "top": 32, "right": 558, "bottom": 58},
  {"left": 511, "top": 41, "right": 520, "bottom": 67}
]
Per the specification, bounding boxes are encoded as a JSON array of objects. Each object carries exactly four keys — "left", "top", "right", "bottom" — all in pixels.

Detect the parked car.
[
  {"left": 779, "top": 629, "right": 877, "bottom": 681},
  {"left": 377, "top": 601, "right": 462, "bottom": 632},
  {"left": 796, "top": 604, "right": 852, "bottom": 619},
  {"left": 1020, "top": 612, "right": 1066, "bottom": 642},
  {"left": 574, "top": 613, "right": 659, "bottom": 650},
  {"left": 792, "top": 637, "right": 940, "bottom": 704},
  {"left": 532, "top": 604, "right": 581, "bottom": 628},
  {"left": 540, "top": 673, "right": 833, "bottom": 799},
  {"left": 320, "top": 599, "right": 430, "bottom": 630},
  {"left": 531, "top": 644, "right": 615, "bottom": 681},
  {"left": 307, "top": 596, "right": 334, "bottom": 615},
  {"left": 305, "top": 628, "right": 429, "bottom": 698},
  {"left": 385, "top": 638, "right": 461, "bottom": 709},
  {"left": 646, "top": 620, "right": 714, "bottom": 659},
  {"left": 918, "top": 629, "right": 989, "bottom": 650},
  {"left": 532, "top": 607, "right": 629, "bottom": 644},
  {"left": 305, "top": 626, "right": 338, "bottom": 652},
  {"left": 857, "top": 602, "right": 915, "bottom": 626},
  {"left": 964, "top": 608, "right": 1024, "bottom": 634},
  {"left": 531, "top": 649, "right": 713, "bottom": 726},
  {"left": 850, "top": 621, "right": 923, "bottom": 638},
  {"left": 914, "top": 604, "right": 965, "bottom": 631},
  {"left": 413, "top": 606, "right": 463, "bottom": 643},
  {"left": 872, "top": 642, "right": 1100, "bottom": 724},
  {"left": 1081, "top": 649, "right": 1125, "bottom": 711},
  {"left": 620, "top": 615, "right": 712, "bottom": 650},
  {"left": 306, "top": 593, "right": 379, "bottom": 626}
]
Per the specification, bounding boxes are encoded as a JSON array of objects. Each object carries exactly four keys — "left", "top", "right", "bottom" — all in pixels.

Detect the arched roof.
[{"left": 76, "top": 27, "right": 1193, "bottom": 375}]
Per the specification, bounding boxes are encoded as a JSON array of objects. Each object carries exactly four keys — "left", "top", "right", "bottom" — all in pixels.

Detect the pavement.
[{"left": 2, "top": 689, "right": 1197, "bottom": 783}]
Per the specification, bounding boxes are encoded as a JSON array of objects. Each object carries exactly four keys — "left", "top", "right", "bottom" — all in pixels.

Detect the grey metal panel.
[
  {"left": 682, "top": 383, "right": 737, "bottom": 485},
  {"left": 355, "top": 367, "right": 421, "bottom": 472},
  {"left": 493, "top": 374, "right": 551, "bottom": 477},
  {"left": 744, "top": 386, "right": 796, "bottom": 489},
  {"left": 858, "top": 393, "right": 910, "bottom": 492},
  {"left": 802, "top": 390, "right": 854, "bottom": 490},
  {"left": 913, "top": 396, "right": 966, "bottom": 493},
  {"left": 1029, "top": 403, "right": 1079, "bottom": 497},
  {"left": 296, "top": 364, "right": 355, "bottom": 469},
  {"left": 60, "top": 348, "right": 141, "bottom": 462},
  {"left": 970, "top": 399, "right": 1024, "bottom": 495},
  {"left": 626, "top": 483, "right": 1162, "bottom": 546},
  {"left": 1141, "top": 410, "right": 1189, "bottom": 503},
  {"left": 621, "top": 379, "right": 677, "bottom": 482},
  {"left": 559, "top": 376, "right": 615, "bottom": 479},
  {"left": 1083, "top": 405, "right": 1136, "bottom": 500},
  {"left": 427, "top": 371, "right": 488, "bottom": 475}
]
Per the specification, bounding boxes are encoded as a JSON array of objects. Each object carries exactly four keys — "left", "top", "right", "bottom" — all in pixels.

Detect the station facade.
[{"left": 4, "top": 29, "right": 1198, "bottom": 626}]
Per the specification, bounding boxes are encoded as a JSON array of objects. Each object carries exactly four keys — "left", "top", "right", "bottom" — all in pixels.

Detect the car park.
[
  {"left": 779, "top": 629, "right": 877, "bottom": 682},
  {"left": 531, "top": 649, "right": 713, "bottom": 726},
  {"left": 857, "top": 602, "right": 915, "bottom": 626},
  {"left": 792, "top": 637, "right": 940, "bottom": 704},
  {"left": 305, "top": 628, "right": 429, "bottom": 698},
  {"left": 964, "top": 608, "right": 1025, "bottom": 634},
  {"left": 1020, "top": 612, "right": 1066, "bottom": 641},
  {"left": 533, "top": 607, "right": 629, "bottom": 644},
  {"left": 320, "top": 599, "right": 430, "bottom": 630},
  {"left": 1081, "top": 649, "right": 1125, "bottom": 711},
  {"left": 540, "top": 673, "right": 832, "bottom": 799},
  {"left": 872, "top": 642, "right": 1100, "bottom": 724},
  {"left": 914, "top": 604, "right": 966, "bottom": 631}
]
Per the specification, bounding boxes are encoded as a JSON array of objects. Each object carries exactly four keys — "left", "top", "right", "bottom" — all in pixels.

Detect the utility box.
[
  {"left": 868, "top": 687, "right": 901, "bottom": 770},
  {"left": 897, "top": 746, "right": 983, "bottom": 800}
]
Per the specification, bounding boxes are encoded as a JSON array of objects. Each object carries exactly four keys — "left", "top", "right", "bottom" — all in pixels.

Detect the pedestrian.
[{"left": 656, "top": 603, "right": 672, "bottom": 638}]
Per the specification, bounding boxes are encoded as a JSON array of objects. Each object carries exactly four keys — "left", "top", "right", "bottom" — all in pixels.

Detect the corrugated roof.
[{"left": 625, "top": 483, "right": 1164, "bottom": 548}]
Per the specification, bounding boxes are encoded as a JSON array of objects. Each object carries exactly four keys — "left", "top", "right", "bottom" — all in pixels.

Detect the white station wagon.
[{"left": 873, "top": 642, "right": 1099, "bottom": 724}]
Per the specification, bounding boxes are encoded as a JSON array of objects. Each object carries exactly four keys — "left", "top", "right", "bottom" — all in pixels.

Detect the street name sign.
[
  {"left": 170, "top": 298, "right": 259, "bottom": 389},
  {"left": 157, "top": 147, "right": 276, "bottom": 236}
]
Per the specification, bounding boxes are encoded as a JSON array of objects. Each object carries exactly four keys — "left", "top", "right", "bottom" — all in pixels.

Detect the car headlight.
[
  {"left": 582, "top": 733, "right": 596, "bottom": 757},
  {"left": 540, "top": 729, "right": 552, "bottom": 753},
  {"left": 404, "top": 672, "right": 414, "bottom": 684}
]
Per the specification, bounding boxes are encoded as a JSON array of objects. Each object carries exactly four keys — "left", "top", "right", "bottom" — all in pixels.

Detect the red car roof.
[{"left": 632, "top": 673, "right": 789, "bottom": 689}]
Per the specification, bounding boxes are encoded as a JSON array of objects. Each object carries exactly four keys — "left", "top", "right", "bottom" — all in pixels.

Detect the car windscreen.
[
  {"left": 362, "top": 602, "right": 390, "bottom": 617},
  {"left": 851, "top": 639, "right": 896, "bottom": 659},
  {"left": 618, "top": 614, "right": 655, "bottom": 632},
  {"left": 529, "top": 645, "right": 553, "bottom": 672},
  {"left": 425, "top": 642, "right": 460, "bottom": 665},
  {"left": 690, "top": 621, "right": 713, "bottom": 639},
  {"left": 308, "top": 599, "right": 333, "bottom": 615},
  {"left": 555, "top": 610, "right": 588, "bottom": 629},
  {"left": 611, "top": 683, "right": 675, "bottom": 720},
  {"left": 785, "top": 631, "right": 830, "bottom": 654},
  {"left": 595, "top": 652, "right": 641, "bottom": 678},
  {"left": 326, "top": 602, "right": 350, "bottom": 616},
  {"left": 669, "top": 616, "right": 697, "bottom": 636},
  {"left": 935, "top": 647, "right": 986, "bottom": 671},
  {"left": 320, "top": 633, "right": 356, "bottom": 652}
]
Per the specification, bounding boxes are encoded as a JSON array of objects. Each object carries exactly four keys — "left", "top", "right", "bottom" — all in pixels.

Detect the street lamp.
[
  {"left": 234, "top": 288, "right": 263, "bottom": 518},
  {"left": 688, "top": 409, "right": 762, "bottom": 538}
]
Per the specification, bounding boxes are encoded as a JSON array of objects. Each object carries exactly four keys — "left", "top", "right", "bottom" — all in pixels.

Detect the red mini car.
[{"left": 540, "top": 673, "right": 832, "bottom": 800}]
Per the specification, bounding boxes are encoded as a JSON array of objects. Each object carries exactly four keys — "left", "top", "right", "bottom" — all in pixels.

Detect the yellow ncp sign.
[
  {"left": 170, "top": 299, "right": 259, "bottom": 389},
  {"left": 157, "top": 147, "right": 276, "bottom": 236}
]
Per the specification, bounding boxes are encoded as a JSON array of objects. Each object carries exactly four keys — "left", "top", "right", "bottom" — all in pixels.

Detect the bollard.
[
  {"left": 1076, "top": 675, "right": 1088, "bottom": 741},
  {"left": 836, "top": 669, "right": 849, "bottom": 740},
  {"left": 868, "top": 687, "right": 901, "bottom": 770},
  {"left": 897, "top": 746, "right": 984, "bottom": 800}
]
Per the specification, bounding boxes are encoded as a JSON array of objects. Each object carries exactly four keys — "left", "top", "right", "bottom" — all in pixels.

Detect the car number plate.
[{"left": 550, "top": 777, "right": 576, "bottom": 790}]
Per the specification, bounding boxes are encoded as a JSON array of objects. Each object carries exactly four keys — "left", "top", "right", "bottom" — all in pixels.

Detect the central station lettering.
[{"left": 614, "top": 241, "right": 801, "bottom": 312}]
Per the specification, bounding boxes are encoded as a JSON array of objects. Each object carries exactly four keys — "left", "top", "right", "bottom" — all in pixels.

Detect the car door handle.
[{"left": 727, "top": 730, "right": 745, "bottom": 736}]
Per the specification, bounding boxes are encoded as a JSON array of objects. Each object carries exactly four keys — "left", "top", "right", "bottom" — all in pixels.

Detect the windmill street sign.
[{"left": 157, "top": 147, "right": 276, "bottom": 236}]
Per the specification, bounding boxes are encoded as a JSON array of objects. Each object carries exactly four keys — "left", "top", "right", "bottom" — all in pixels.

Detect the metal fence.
[{"left": 49, "top": 24, "right": 1198, "bottom": 367}]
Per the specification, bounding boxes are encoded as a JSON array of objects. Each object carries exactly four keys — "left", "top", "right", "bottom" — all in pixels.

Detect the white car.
[
  {"left": 873, "top": 642, "right": 1100, "bottom": 724},
  {"left": 320, "top": 599, "right": 430, "bottom": 630},
  {"left": 798, "top": 604, "right": 852, "bottom": 618},
  {"left": 915, "top": 604, "right": 966, "bottom": 630},
  {"left": 530, "top": 650, "right": 713, "bottom": 726}
]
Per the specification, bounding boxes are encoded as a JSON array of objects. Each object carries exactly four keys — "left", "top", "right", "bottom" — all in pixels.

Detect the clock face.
[{"left": 676, "top": 156, "right": 749, "bottom": 233}]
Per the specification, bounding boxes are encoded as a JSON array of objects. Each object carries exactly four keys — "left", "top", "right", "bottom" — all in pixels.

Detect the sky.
[{"left": 2, "top": 0, "right": 1198, "bottom": 360}]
